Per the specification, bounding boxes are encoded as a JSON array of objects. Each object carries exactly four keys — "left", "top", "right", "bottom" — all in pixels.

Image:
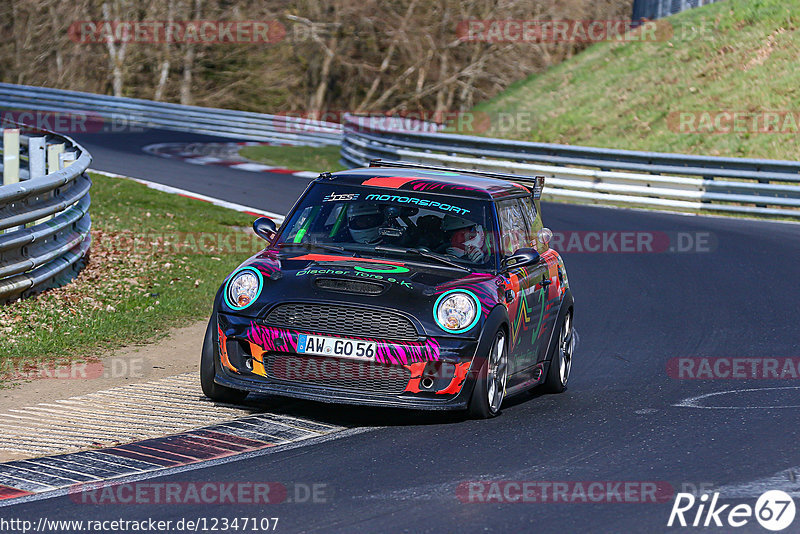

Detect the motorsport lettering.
[{"left": 364, "top": 193, "right": 470, "bottom": 215}]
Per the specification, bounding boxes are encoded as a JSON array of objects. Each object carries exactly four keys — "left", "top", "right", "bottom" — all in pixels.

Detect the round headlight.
[
  {"left": 434, "top": 290, "right": 481, "bottom": 333},
  {"left": 225, "top": 267, "right": 263, "bottom": 310}
]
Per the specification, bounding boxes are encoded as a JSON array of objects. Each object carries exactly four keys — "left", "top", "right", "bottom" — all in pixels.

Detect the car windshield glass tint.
[{"left": 276, "top": 183, "right": 498, "bottom": 268}]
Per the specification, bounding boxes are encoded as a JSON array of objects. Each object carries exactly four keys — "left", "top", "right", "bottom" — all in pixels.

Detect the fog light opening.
[
  {"left": 420, "top": 376, "right": 435, "bottom": 389},
  {"left": 244, "top": 357, "right": 253, "bottom": 371}
]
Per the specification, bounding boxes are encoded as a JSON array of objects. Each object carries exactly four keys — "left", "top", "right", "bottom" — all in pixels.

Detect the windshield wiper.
[
  {"left": 277, "top": 242, "right": 350, "bottom": 254},
  {"left": 373, "top": 245, "right": 472, "bottom": 273}
]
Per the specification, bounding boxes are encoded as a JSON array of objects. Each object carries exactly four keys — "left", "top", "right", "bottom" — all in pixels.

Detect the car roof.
[{"left": 323, "top": 166, "right": 531, "bottom": 200}]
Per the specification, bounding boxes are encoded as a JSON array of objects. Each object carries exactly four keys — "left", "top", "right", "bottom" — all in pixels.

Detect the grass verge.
[
  {"left": 474, "top": 0, "right": 800, "bottom": 161},
  {"left": 0, "top": 173, "right": 263, "bottom": 387},
  {"left": 239, "top": 144, "right": 346, "bottom": 172}
]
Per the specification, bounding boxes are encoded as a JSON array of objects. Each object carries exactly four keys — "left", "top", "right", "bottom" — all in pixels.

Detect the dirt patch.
[
  {"left": 743, "top": 28, "right": 784, "bottom": 71},
  {"left": 0, "top": 320, "right": 206, "bottom": 414}
]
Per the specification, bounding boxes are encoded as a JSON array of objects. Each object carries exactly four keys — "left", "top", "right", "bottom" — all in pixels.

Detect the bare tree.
[
  {"left": 154, "top": 0, "right": 175, "bottom": 101},
  {"left": 180, "top": 0, "right": 203, "bottom": 105},
  {"left": 102, "top": 1, "right": 130, "bottom": 97},
  {"left": 0, "top": 0, "right": 634, "bottom": 115}
]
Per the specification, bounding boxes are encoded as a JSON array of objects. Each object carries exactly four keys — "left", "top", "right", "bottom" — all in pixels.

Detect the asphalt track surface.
[
  {"left": 74, "top": 129, "right": 312, "bottom": 213},
  {"left": 6, "top": 129, "right": 800, "bottom": 533}
]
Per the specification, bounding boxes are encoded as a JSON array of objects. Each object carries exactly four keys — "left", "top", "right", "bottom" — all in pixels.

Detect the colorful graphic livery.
[{"left": 201, "top": 161, "right": 575, "bottom": 418}]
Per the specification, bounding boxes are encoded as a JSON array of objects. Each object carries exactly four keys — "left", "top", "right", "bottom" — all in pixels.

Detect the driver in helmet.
[
  {"left": 442, "top": 215, "right": 488, "bottom": 263},
  {"left": 347, "top": 203, "right": 385, "bottom": 244}
]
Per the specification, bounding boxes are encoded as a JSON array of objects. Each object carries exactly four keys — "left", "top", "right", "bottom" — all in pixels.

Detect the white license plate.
[{"left": 297, "top": 334, "right": 377, "bottom": 359}]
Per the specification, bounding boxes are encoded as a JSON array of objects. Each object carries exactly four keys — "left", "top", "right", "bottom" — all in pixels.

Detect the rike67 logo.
[{"left": 668, "top": 490, "right": 796, "bottom": 531}]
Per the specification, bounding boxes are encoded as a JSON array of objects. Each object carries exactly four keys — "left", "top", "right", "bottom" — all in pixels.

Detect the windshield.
[{"left": 275, "top": 183, "right": 498, "bottom": 269}]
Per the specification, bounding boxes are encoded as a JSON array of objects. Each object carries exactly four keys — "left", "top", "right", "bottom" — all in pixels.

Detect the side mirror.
[
  {"left": 502, "top": 247, "right": 541, "bottom": 271},
  {"left": 537, "top": 227, "right": 553, "bottom": 250},
  {"left": 253, "top": 217, "right": 277, "bottom": 243}
]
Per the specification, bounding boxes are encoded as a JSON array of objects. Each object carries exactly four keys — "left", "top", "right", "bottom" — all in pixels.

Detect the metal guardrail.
[
  {"left": 3, "top": 84, "right": 797, "bottom": 221},
  {"left": 632, "top": 0, "right": 722, "bottom": 22},
  {"left": 0, "top": 126, "right": 92, "bottom": 302},
  {"left": 341, "top": 114, "right": 800, "bottom": 219},
  {"left": 0, "top": 83, "right": 343, "bottom": 146}
]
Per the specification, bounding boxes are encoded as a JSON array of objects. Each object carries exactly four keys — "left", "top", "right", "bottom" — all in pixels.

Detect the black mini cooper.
[{"left": 201, "top": 161, "right": 575, "bottom": 418}]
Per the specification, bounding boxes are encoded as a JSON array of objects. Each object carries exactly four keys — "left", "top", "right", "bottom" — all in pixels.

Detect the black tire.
[
  {"left": 200, "top": 314, "right": 249, "bottom": 404},
  {"left": 468, "top": 329, "right": 508, "bottom": 419},
  {"left": 542, "top": 310, "right": 573, "bottom": 394}
]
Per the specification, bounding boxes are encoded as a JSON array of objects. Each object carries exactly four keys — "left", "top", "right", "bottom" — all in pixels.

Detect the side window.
[
  {"left": 285, "top": 205, "right": 321, "bottom": 242},
  {"left": 497, "top": 200, "right": 528, "bottom": 256},
  {"left": 518, "top": 196, "right": 540, "bottom": 247}
]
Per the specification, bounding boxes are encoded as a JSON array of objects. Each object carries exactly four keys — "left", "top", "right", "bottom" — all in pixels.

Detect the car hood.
[{"left": 221, "top": 249, "right": 502, "bottom": 336}]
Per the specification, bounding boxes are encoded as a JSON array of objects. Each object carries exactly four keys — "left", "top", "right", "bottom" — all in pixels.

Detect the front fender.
[{"left": 470, "top": 304, "right": 510, "bottom": 377}]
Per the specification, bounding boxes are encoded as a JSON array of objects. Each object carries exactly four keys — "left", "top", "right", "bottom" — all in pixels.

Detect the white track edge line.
[{"left": 89, "top": 169, "right": 286, "bottom": 223}]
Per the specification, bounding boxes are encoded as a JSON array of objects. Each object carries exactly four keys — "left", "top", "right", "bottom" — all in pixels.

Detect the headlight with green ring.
[
  {"left": 225, "top": 267, "right": 263, "bottom": 310},
  {"left": 434, "top": 290, "right": 481, "bottom": 333}
]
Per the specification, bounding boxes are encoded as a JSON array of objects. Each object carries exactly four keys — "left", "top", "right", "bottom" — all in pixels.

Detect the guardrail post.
[
  {"left": 28, "top": 136, "right": 47, "bottom": 180},
  {"left": 3, "top": 129, "right": 21, "bottom": 233},
  {"left": 36, "top": 143, "right": 66, "bottom": 225},
  {"left": 47, "top": 143, "right": 65, "bottom": 174},
  {"left": 59, "top": 151, "right": 77, "bottom": 169},
  {"left": 29, "top": 136, "right": 48, "bottom": 227},
  {"left": 55, "top": 151, "right": 79, "bottom": 216},
  {"left": 3, "top": 128, "right": 20, "bottom": 186}
]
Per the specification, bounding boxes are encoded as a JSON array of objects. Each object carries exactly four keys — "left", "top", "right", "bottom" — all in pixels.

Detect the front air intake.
[{"left": 314, "top": 277, "right": 386, "bottom": 295}]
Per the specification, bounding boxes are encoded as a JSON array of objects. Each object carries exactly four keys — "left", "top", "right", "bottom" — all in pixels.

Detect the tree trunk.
[
  {"left": 309, "top": 34, "right": 337, "bottom": 113},
  {"left": 154, "top": 0, "right": 174, "bottom": 101},
  {"left": 180, "top": 0, "right": 203, "bottom": 106},
  {"left": 102, "top": 2, "right": 128, "bottom": 97}
]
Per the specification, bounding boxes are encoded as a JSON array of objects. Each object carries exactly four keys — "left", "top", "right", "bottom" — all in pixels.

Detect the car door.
[
  {"left": 518, "top": 194, "right": 559, "bottom": 364},
  {"left": 497, "top": 198, "right": 548, "bottom": 378}
]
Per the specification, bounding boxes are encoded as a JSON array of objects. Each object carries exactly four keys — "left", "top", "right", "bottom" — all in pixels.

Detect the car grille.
[
  {"left": 263, "top": 353, "right": 411, "bottom": 395},
  {"left": 262, "top": 303, "right": 418, "bottom": 340}
]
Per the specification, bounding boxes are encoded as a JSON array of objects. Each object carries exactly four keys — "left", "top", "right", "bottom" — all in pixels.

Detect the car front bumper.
[{"left": 213, "top": 312, "right": 480, "bottom": 411}]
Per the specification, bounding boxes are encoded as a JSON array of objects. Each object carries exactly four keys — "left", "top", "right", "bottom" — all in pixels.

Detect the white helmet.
[
  {"left": 448, "top": 224, "right": 486, "bottom": 263},
  {"left": 348, "top": 204, "right": 384, "bottom": 243}
]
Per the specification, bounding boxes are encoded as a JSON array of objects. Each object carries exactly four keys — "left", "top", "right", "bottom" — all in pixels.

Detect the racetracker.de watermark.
[
  {"left": 68, "top": 20, "right": 286, "bottom": 44},
  {"left": 456, "top": 19, "right": 671, "bottom": 43},
  {"left": 667, "top": 357, "right": 800, "bottom": 380},
  {"left": 276, "top": 110, "right": 639, "bottom": 136},
  {"left": 0, "top": 356, "right": 146, "bottom": 381},
  {"left": 70, "top": 481, "right": 328, "bottom": 504},
  {"left": 550, "top": 231, "right": 716, "bottom": 254},
  {"left": 95, "top": 231, "right": 264, "bottom": 256},
  {"left": 667, "top": 111, "right": 800, "bottom": 134},
  {"left": 275, "top": 110, "right": 487, "bottom": 135},
  {"left": 1, "top": 110, "right": 145, "bottom": 134},
  {"left": 456, "top": 481, "right": 674, "bottom": 503},
  {"left": 275, "top": 110, "right": 581, "bottom": 136}
]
